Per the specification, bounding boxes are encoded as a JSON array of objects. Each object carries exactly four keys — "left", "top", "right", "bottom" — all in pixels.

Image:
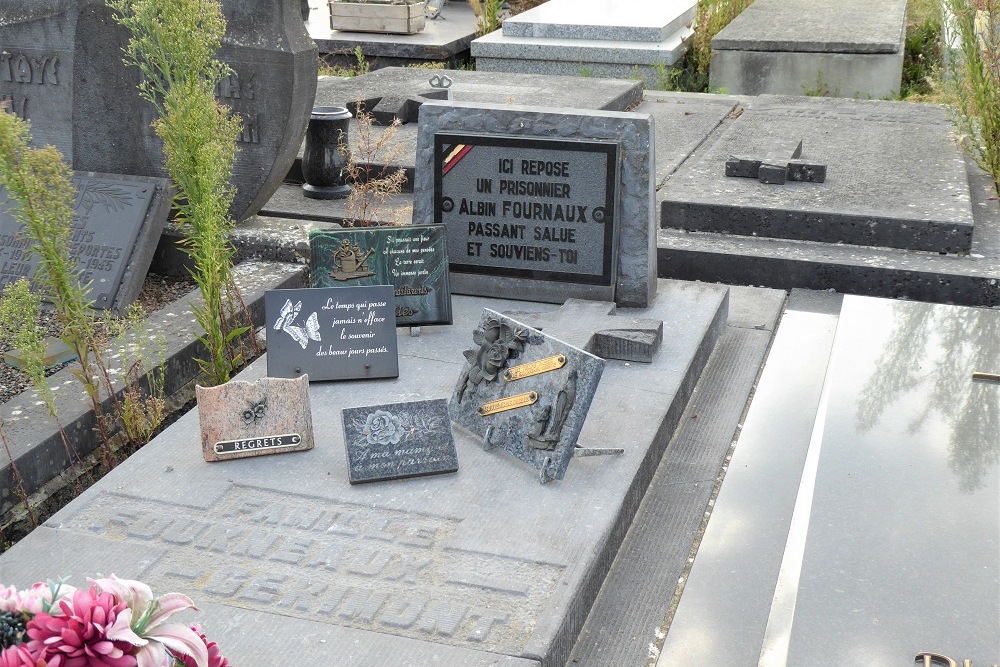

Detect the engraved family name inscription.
[{"left": 61, "top": 487, "right": 565, "bottom": 653}]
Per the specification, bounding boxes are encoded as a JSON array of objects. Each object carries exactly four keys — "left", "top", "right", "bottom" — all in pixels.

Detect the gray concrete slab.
[
  {"left": 660, "top": 293, "right": 1000, "bottom": 666},
  {"left": 708, "top": 0, "right": 906, "bottom": 97},
  {"left": 712, "top": 0, "right": 906, "bottom": 53},
  {"left": 306, "top": 0, "right": 478, "bottom": 64},
  {"left": 661, "top": 95, "right": 974, "bottom": 254},
  {"left": 0, "top": 279, "right": 728, "bottom": 667}
]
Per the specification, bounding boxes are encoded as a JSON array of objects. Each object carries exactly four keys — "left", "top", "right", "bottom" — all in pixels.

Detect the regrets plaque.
[{"left": 434, "top": 134, "right": 620, "bottom": 288}]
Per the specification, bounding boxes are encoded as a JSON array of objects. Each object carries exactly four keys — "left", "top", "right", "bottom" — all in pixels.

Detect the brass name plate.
[
  {"left": 214, "top": 433, "right": 302, "bottom": 456},
  {"left": 478, "top": 392, "right": 538, "bottom": 417},
  {"left": 503, "top": 354, "right": 567, "bottom": 382}
]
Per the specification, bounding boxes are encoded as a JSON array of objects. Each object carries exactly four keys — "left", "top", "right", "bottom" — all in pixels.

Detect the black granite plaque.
[
  {"left": 265, "top": 285, "right": 399, "bottom": 381},
  {"left": 309, "top": 225, "right": 452, "bottom": 326},
  {"left": 0, "top": 171, "right": 169, "bottom": 312},
  {"left": 434, "top": 133, "right": 620, "bottom": 286},
  {"left": 341, "top": 398, "right": 458, "bottom": 484}
]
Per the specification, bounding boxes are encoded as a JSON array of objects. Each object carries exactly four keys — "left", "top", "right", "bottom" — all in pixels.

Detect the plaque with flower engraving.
[{"left": 341, "top": 398, "right": 458, "bottom": 484}]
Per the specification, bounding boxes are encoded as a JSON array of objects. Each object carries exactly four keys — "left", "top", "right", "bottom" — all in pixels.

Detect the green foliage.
[
  {"left": 0, "top": 280, "right": 48, "bottom": 405},
  {"left": 319, "top": 46, "right": 372, "bottom": 77},
  {"left": 901, "top": 14, "right": 943, "bottom": 97},
  {"left": 944, "top": 0, "right": 1000, "bottom": 195},
  {"left": 470, "top": 0, "right": 504, "bottom": 36},
  {"left": 109, "top": 0, "right": 247, "bottom": 386},
  {"left": 801, "top": 70, "right": 839, "bottom": 97}
]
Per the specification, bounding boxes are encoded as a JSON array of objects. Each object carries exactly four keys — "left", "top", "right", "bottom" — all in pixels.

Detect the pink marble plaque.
[{"left": 196, "top": 375, "right": 315, "bottom": 462}]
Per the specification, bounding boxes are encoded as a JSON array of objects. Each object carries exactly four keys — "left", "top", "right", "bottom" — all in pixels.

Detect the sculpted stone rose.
[{"left": 364, "top": 410, "right": 403, "bottom": 446}]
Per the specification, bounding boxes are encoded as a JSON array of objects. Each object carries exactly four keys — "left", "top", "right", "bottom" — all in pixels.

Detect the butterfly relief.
[{"left": 273, "top": 299, "right": 322, "bottom": 349}]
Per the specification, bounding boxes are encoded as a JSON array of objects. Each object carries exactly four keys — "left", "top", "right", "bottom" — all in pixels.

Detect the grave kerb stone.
[{"left": 414, "top": 101, "right": 656, "bottom": 308}]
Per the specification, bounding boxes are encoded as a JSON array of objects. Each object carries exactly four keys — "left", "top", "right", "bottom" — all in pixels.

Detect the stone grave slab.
[
  {"left": 660, "top": 294, "right": 1000, "bottom": 666},
  {"left": 0, "top": 171, "right": 169, "bottom": 312},
  {"left": 661, "top": 95, "right": 975, "bottom": 254},
  {"left": 415, "top": 101, "right": 657, "bottom": 308},
  {"left": 0, "top": 279, "right": 729, "bottom": 667},
  {"left": 471, "top": 0, "right": 695, "bottom": 87},
  {"left": 314, "top": 67, "right": 644, "bottom": 125},
  {"left": 310, "top": 225, "right": 452, "bottom": 326},
  {"left": 0, "top": 0, "right": 316, "bottom": 223},
  {"left": 265, "top": 285, "right": 399, "bottom": 381},
  {"left": 709, "top": 0, "right": 906, "bottom": 97},
  {"left": 342, "top": 398, "right": 458, "bottom": 484},
  {"left": 449, "top": 309, "right": 605, "bottom": 482}
]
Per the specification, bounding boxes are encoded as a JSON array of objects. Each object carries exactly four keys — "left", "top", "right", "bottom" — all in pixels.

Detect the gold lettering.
[
  {"left": 916, "top": 653, "right": 958, "bottom": 667},
  {"left": 477, "top": 391, "right": 538, "bottom": 416},
  {"left": 503, "top": 354, "right": 566, "bottom": 382}
]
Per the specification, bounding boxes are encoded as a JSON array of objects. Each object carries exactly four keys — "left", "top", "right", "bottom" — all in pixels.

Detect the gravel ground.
[{"left": 0, "top": 274, "right": 195, "bottom": 404}]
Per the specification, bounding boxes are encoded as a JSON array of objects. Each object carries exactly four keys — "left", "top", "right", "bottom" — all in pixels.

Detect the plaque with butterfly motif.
[
  {"left": 196, "top": 375, "right": 315, "bottom": 462},
  {"left": 264, "top": 285, "right": 400, "bottom": 382}
]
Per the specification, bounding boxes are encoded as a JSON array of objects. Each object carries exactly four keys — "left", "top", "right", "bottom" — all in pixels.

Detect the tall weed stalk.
[
  {"left": 945, "top": 0, "right": 1000, "bottom": 195},
  {"left": 343, "top": 101, "right": 407, "bottom": 226},
  {"left": 109, "top": 0, "right": 248, "bottom": 386}
]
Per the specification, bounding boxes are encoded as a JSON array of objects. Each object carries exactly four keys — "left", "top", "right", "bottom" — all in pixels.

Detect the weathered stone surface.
[
  {"left": 501, "top": 0, "right": 694, "bottom": 42},
  {"left": 197, "top": 375, "right": 315, "bottom": 462},
  {"left": 0, "top": 171, "right": 169, "bottom": 312},
  {"left": 0, "top": 280, "right": 728, "bottom": 667},
  {"left": 315, "top": 67, "right": 644, "bottom": 124},
  {"left": 415, "top": 102, "right": 656, "bottom": 307},
  {"left": 0, "top": 0, "right": 317, "bottom": 223},
  {"left": 342, "top": 398, "right": 458, "bottom": 483},
  {"left": 506, "top": 299, "right": 663, "bottom": 363},
  {"left": 661, "top": 95, "right": 974, "bottom": 254},
  {"left": 709, "top": 0, "right": 906, "bottom": 97}
]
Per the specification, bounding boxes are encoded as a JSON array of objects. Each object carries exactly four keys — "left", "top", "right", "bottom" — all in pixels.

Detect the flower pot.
[
  {"left": 301, "top": 106, "right": 353, "bottom": 200},
  {"left": 328, "top": 0, "right": 426, "bottom": 34}
]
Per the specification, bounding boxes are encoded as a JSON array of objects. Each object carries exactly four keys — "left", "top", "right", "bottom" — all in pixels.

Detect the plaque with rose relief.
[
  {"left": 448, "top": 309, "right": 605, "bottom": 483},
  {"left": 341, "top": 399, "right": 458, "bottom": 484},
  {"left": 309, "top": 225, "right": 452, "bottom": 327},
  {"left": 196, "top": 375, "right": 314, "bottom": 462},
  {"left": 264, "top": 285, "right": 399, "bottom": 381}
]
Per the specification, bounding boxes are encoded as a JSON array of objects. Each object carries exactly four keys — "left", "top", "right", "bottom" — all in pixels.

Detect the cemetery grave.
[{"left": 4, "top": 2, "right": 1000, "bottom": 665}]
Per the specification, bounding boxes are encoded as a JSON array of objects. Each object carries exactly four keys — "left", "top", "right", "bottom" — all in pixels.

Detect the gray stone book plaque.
[
  {"left": 265, "top": 285, "right": 399, "bottom": 381},
  {"left": 434, "top": 133, "right": 620, "bottom": 291},
  {"left": 196, "top": 375, "right": 314, "bottom": 462},
  {"left": 0, "top": 172, "right": 169, "bottom": 312},
  {"left": 309, "top": 225, "right": 452, "bottom": 326},
  {"left": 448, "top": 309, "right": 605, "bottom": 482},
  {"left": 341, "top": 398, "right": 458, "bottom": 484}
]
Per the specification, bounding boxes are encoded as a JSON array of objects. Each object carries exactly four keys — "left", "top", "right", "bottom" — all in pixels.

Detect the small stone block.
[
  {"left": 3, "top": 336, "right": 77, "bottom": 370},
  {"left": 758, "top": 162, "right": 787, "bottom": 184},
  {"left": 592, "top": 327, "right": 663, "bottom": 363},
  {"left": 787, "top": 161, "right": 828, "bottom": 183},
  {"left": 342, "top": 398, "right": 458, "bottom": 484},
  {"left": 197, "top": 375, "right": 315, "bottom": 462},
  {"left": 725, "top": 156, "right": 761, "bottom": 178}
]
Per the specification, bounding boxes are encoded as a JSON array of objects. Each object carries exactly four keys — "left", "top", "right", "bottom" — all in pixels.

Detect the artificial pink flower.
[
  {"left": 25, "top": 587, "right": 141, "bottom": 667},
  {"left": 173, "top": 628, "right": 228, "bottom": 667},
  {"left": 19, "top": 583, "right": 76, "bottom": 617},
  {"left": 88, "top": 576, "right": 206, "bottom": 667},
  {"left": 0, "top": 586, "right": 21, "bottom": 613},
  {"left": 0, "top": 644, "right": 45, "bottom": 667}
]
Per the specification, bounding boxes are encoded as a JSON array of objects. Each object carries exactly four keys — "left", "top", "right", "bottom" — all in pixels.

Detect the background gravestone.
[
  {"left": 0, "top": 0, "right": 317, "bottom": 223},
  {"left": 0, "top": 171, "right": 169, "bottom": 312}
]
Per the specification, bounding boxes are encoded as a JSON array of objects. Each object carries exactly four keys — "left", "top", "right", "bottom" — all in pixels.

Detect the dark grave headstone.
[
  {"left": 196, "top": 375, "right": 314, "bottom": 462},
  {"left": 725, "top": 139, "right": 827, "bottom": 184},
  {"left": 0, "top": 171, "right": 169, "bottom": 312},
  {"left": 341, "top": 398, "right": 458, "bottom": 483},
  {"left": 416, "top": 102, "right": 657, "bottom": 307},
  {"left": 0, "top": 0, "right": 317, "bottom": 223},
  {"left": 265, "top": 285, "right": 399, "bottom": 381},
  {"left": 506, "top": 299, "right": 663, "bottom": 363},
  {"left": 310, "top": 225, "right": 453, "bottom": 326},
  {"left": 448, "top": 308, "right": 605, "bottom": 482}
]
